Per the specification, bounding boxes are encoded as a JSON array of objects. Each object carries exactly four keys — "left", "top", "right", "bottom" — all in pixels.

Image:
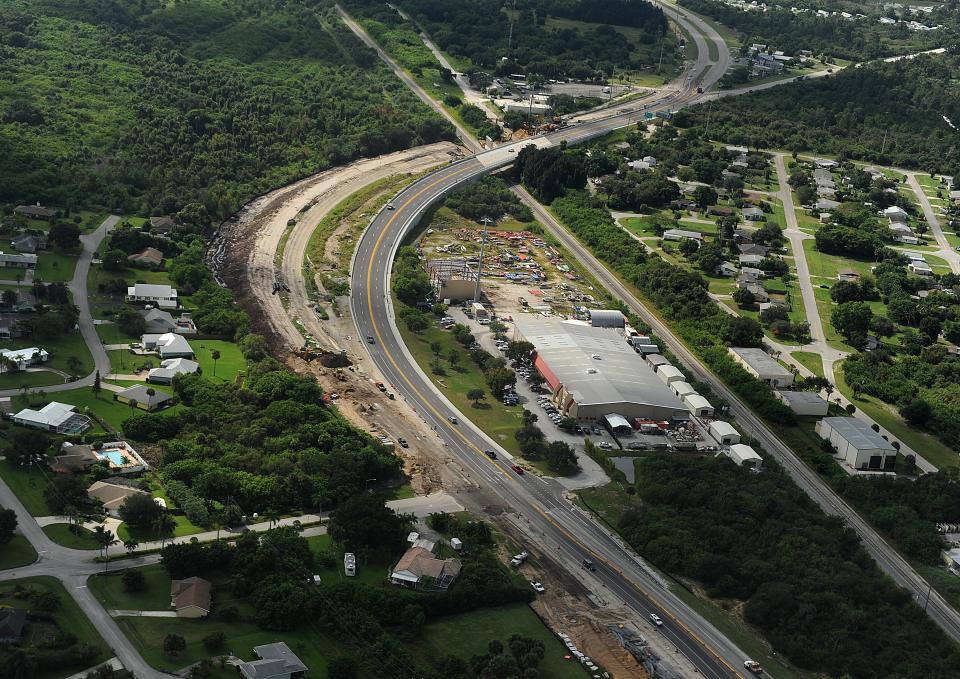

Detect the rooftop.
[
  {"left": 729, "top": 347, "right": 793, "bottom": 378},
  {"left": 777, "top": 390, "right": 827, "bottom": 407},
  {"left": 516, "top": 318, "right": 685, "bottom": 411},
  {"left": 239, "top": 642, "right": 308, "bottom": 679},
  {"left": 821, "top": 417, "right": 896, "bottom": 451}
]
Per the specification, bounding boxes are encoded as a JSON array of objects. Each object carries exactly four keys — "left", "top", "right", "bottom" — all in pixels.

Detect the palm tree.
[
  {"left": 63, "top": 504, "right": 81, "bottom": 535},
  {"left": 211, "top": 349, "right": 221, "bottom": 377},
  {"left": 153, "top": 513, "right": 176, "bottom": 549},
  {"left": 145, "top": 387, "right": 156, "bottom": 409},
  {"left": 264, "top": 508, "right": 281, "bottom": 528},
  {"left": 123, "top": 539, "right": 139, "bottom": 556},
  {"left": 93, "top": 525, "right": 117, "bottom": 571}
]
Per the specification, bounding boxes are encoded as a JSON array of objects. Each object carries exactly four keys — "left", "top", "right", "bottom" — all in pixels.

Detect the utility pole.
[{"left": 474, "top": 217, "right": 492, "bottom": 303}]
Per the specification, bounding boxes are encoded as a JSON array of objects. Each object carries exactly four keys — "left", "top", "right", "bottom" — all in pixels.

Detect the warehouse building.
[
  {"left": 516, "top": 317, "right": 687, "bottom": 423},
  {"left": 587, "top": 309, "right": 625, "bottom": 328},
  {"left": 671, "top": 381, "right": 696, "bottom": 400},
  {"left": 728, "top": 347, "right": 793, "bottom": 388},
  {"left": 684, "top": 393, "right": 714, "bottom": 418},
  {"left": 709, "top": 421, "right": 740, "bottom": 445},
  {"left": 775, "top": 390, "right": 828, "bottom": 416},
  {"left": 727, "top": 443, "right": 763, "bottom": 470},
  {"left": 656, "top": 365, "right": 685, "bottom": 385},
  {"left": 816, "top": 417, "right": 896, "bottom": 472}
]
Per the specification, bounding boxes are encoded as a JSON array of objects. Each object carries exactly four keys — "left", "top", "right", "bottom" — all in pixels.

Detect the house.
[
  {"left": 51, "top": 440, "right": 146, "bottom": 475},
  {"left": 716, "top": 261, "right": 738, "bottom": 277},
  {"left": 775, "top": 390, "right": 829, "bottom": 416},
  {"left": 11, "top": 234, "right": 44, "bottom": 253},
  {"left": 726, "top": 443, "right": 763, "bottom": 470},
  {"left": 114, "top": 385, "right": 175, "bottom": 411},
  {"left": 87, "top": 480, "right": 149, "bottom": 517},
  {"left": 744, "top": 282, "right": 769, "bottom": 303},
  {"left": 814, "top": 159, "right": 839, "bottom": 169},
  {"left": 817, "top": 186, "right": 837, "bottom": 198},
  {"left": 1, "top": 347, "right": 49, "bottom": 371},
  {"left": 127, "top": 247, "right": 164, "bottom": 266},
  {"left": 909, "top": 261, "right": 933, "bottom": 276},
  {"left": 816, "top": 416, "right": 896, "bottom": 471},
  {"left": 740, "top": 266, "right": 764, "bottom": 279},
  {"left": 390, "top": 546, "right": 462, "bottom": 590},
  {"left": 733, "top": 228, "right": 756, "bottom": 243},
  {"left": 742, "top": 207, "right": 765, "bottom": 221},
  {"left": 141, "top": 332, "right": 194, "bottom": 358},
  {"left": 662, "top": 229, "right": 704, "bottom": 242},
  {"left": 895, "top": 233, "right": 920, "bottom": 245},
  {"left": 883, "top": 206, "right": 909, "bottom": 222},
  {"left": 813, "top": 168, "right": 834, "bottom": 185},
  {"left": 0, "top": 608, "right": 27, "bottom": 643},
  {"left": 140, "top": 309, "right": 196, "bottom": 335},
  {"left": 239, "top": 642, "right": 308, "bottom": 679},
  {"left": 836, "top": 268, "right": 860, "bottom": 282},
  {"left": 708, "top": 206, "right": 734, "bottom": 217},
  {"left": 147, "top": 358, "right": 200, "bottom": 385},
  {"left": 13, "top": 402, "right": 91, "bottom": 434},
  {"left": 628, "top": 156, "right": 657, "bottom": 171},
  {"left": 170, "top": 577, "right": 212, "bottom": 618},
  {"left": 14, "top": 204, "right": 57, "bottom": 220},
  {"left": 709, "top": 420, "right": 740, "bottom": 445},
  {"left": 728, "top": 347, "right": 793, "bottom": 388},
  {"left": 739, "top": 253, "right": 765, "bottom": 267},
  {"left": 126, "top": 283, "right": 178, "bottom": 308},
  {"left": 941, "top": 175, "right": 955, "bottom": 189},
  {"left": 816, "top": 198, "right": 840, "bottom": 211},
  {"left": 738, "top": 243, "right": 768, "bottom": 257},
  {"left": 819, "top": 212, "right": 832, "bottom": 223},
  {"left": 0, "top": 251, "right": 38, "bottom": 268},
  {"left": 149, "top": 216, "right": 177, "bottom": 234}
]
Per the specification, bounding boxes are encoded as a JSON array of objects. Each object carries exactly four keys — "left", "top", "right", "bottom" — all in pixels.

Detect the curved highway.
[{"left": 349, "top": 25, "right": 752, "bottom": 677}]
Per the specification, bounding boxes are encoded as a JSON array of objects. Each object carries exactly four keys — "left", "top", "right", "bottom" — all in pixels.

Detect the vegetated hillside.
[
  {"left": 675, "top": 55, "right": 960, "bottom": 174},
  {"left": 679, "top": 0, "right": 943, "bottom": 60},
  {"left": 0, "top": 0, "right": 452, "bottom": 224},
  {"left": 345, "top": 0, "right": 674, "bottom": 80}
]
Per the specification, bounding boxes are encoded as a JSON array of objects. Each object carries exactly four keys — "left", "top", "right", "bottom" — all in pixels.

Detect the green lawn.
[
  {"left": 36, "top": 252, "right": 79, "bottom": 282},
  {"left": 0, "top": 576, "right": 108, "bottom": 677},
  {"left": 791, "top": 351, "right": 824, "bottom": 378},
  {"left": 13, "top": 388, "right": 183, "bottom": 434},
  {"left": 88, "top": 563, "right": 174, "bottom": 611},
  {"left": 306, "top": 534, "right": 394, "bottom": 586},
  {"left": 117, "top": 513, "right": 205, "bottom": 542},
  {"left": 0, "top": 458, "right": 54, "bottom": 516},
  {"left": 192, "top": 340, "right": 245, "bottom": 383},
  {"left": 108, "top": 349, "right": 160, "bottom": 374},
  {"left": 835, "top": 362, "right": 957, "bottom": 470},
  {"left": 415, "top": 603, "right": 588, "bottom": 678},
  {"left": 42, "top": 523, "right": 101, "bottom": 550},
  {"left": 0, "top": 330, "right": 94, "bottom": 382},
  {"left": 0, "top": 370, "right": 65, "bottom": 389},
  {"left": 0, "top": 534, "right": 38, "bottom": 569},
  {"left": 802, "top": 239, "right": 876, "bottom": 281}
]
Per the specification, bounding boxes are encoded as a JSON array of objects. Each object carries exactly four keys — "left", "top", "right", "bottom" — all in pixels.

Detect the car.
[
  {"left": 448, "top": 416, "right": 458, "bottom": 424},
  {"left": 591, "top": 426, "right": 602, "bottom": 435},
  {"left": 598, "top": 441, "right": 613, "bottom": 450},
  {"left": 649, "top": 613, "right": 663, "bottom": 627},
  {"left": 385, "top": 202, "right": 395, "bottom": 210},
  {"left": 530, "top": 581, "right": 545, "bottom": 593},
  {"left": 397, "top": 438, "right": 408, "bottom": 448},
  {"left": 367, "top": 335, "right": 375, "bottom": 344},
  {"left": 508, "top": 148, "right": 516, "bottom": 153},
  {"left": 744, "top": 660, "right": 763, "bottom": 674},
  {"left": 582, "top": 559, "right": 596, "bottom": 571},
  {"left": 484, "top": 449, "right": 498, "bottom": 460},
  {"left": 511, "top": 464, "right": 525, "bottom": 474}
]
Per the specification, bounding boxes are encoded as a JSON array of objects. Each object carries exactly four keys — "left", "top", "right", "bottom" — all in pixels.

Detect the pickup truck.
[
  {"left": 375, "top": 381, "right": 386, "bottom": 392},
  {"left": 510, "top": 551, "right": 529, "bottom": 567}
]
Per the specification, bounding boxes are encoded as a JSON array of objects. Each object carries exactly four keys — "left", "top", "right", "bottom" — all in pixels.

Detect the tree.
[
  {"left": 723, "top": 316, "right": 763, "bottom": 347},
  {"left": 115, "top": 308, "right": 146, "bottom": 337},
  {"left": 831, "top": 301, "right": 873, "bottom": 348},
  {"left": 211, "top": 349, "right": 221, "bottom": 376},
  {"left": 239, "top": 333, "right": 269, "bottom": 361},
  {"left": 328, "top": 494, "right": 407, "bottom": 557},
  {"left": 505, "top": 340, "right": 535, "bottom": 363},
  {"left": 1, "top": 289, "right": 16, "bottom": 307},
  {"left": 203, "top": 631, "right": 226, "bottom": 651},
  {"left": 102, "top": 249, "right": 128, "bottom": 271},
  {"left": 327, "top": 656, "right": 359, "bottom": 679},
  {"left": 871, "top": 315, "right": 896, "bottom": 338},
  {"left": 93, "top": 525, "right": 118, "bottom": 566},
  {"left": 122, "top": 569, "right": 146, "bottom": 592},
  {"left": 901, "top": 398, "right": 932, "bottom": 427},
  {"left": 0, "top": 506, "right": 17, "bottom": 545},
  {"left": 118, "top": 493, "right": 164, "bottom": 529},
  {"left": 7, "top": 428, "right": 49, "bottom": 464},
  {"left": 447, "top": 347, "right": 460, "bottom": 369},
  {"left": 163, "top": 634, "right": 187, "bottom": 657},
  {"left": 123, "top": 539, "right": 139, "bottom": 555},
  {"left": 544, "top": 441, "right": 579, "bottom": 473},
  {"left": 92, "top": 370, "right": 102, "bottom": 397},
  {"left": 152, "top": 513, "right": 177, "bottom": 548},
  {"left": 679, "top": 237, "right": 700, "bottom": 258},
  {"left": 693, "top": 185, "right": 718, "bottom": 210},
  {"left": 731, "top": 287, "right": 755, "bottom": 307},
  {"left": 48, "top": 221, "right": 81, "bottom": 249},
  {"left": 467, "top": 388, "right": 486, "bottom": 407}
]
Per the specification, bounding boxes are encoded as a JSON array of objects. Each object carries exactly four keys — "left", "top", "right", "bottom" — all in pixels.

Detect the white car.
[
  {"left": 530, "top": 581, "right": 545, "bottom": 593},
  {"left": 649, "top": 613, "right": 663, "bottom": 627},
  {"left": 598, "top": 441, "right": 614, "bottom": 450}
]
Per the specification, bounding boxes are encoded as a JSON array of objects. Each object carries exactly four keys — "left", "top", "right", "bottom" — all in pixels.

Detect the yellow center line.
[{"left": 361, "top": 144, "right": 741, "bottom": 679}]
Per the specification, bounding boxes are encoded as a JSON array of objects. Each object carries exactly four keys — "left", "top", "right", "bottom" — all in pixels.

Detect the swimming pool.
[{"left": 96, "top": 448, "right": 129, "bottom": 466}]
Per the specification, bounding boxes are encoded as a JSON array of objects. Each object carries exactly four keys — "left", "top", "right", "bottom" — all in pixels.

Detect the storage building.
[
  {"left": 645, "top": 354, "right": 670, "bottom": 370},
  {"left": 727, "top": 347, "right": 793, "bottom": 388},
  {"left": 727, "top": 444, "right": 763, "bottom": 470},
  {"left": 709, "top": 421, "right": 740, "bottom": 445},
  {"left": 671, "top": 381, "right": 696, "bottom": 399},
  {"left": 816, "top": 417, "right": 896, "bottom": 471},
  {"left": 656, "top": 365, "right": 685, "bottom": 385},
  {"left": 588, "top": 309, "right": 625, "bottom": 328},
  {"left": 684, "top": 393, "right": 714, "bottom": 418},
  {"left": 515, "top": 317, "right": 687, "bottom": 423},
  {"left": 775, "top": 390, "right": 828, "bottom": 416}
]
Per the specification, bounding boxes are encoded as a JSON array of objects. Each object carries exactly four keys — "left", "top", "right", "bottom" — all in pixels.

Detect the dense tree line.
[
  {"left": 445, "top": 176, "right": 533, "bottom": 223},
  {"left": 0, "top": 0, "right": 451, "bottom": 226},
  {"left": 621, "top": 455, "right": 960, "bottom": 678},
  {"left": 675, "top": 55, "right": 960, "bottom": 174},
  {"left": 345, "top": 0, "right": 674, "bottom": 82}
]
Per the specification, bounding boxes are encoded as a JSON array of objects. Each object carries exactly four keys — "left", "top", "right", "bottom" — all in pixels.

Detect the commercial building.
[
  {"left": 727, "top": 444, "right": 763, "bottom": 470},
  {"left": 709, "top": 421, "right": 740, "bottom": 445},
  {"left": 126, "top": 283, "right": 178, "bottom": 308},
  {"left": 816, "top": 417, "right": 896, "bottom": 471},
  {"left": 239, "top": 642, "right": 308, "bottom": 679},
  {"left": 13, "top": 402, "right": 91, "bottom": 434},
  {"left": 728, "top": 347, "right": 793, "bottom": 388},
  {"left": 587, "top": 309, "right": 625, "bottom": 328},
  {"left": 775, "top": 390, "right": 828, "bottom": 416},
  {"left": 516, "top": 317, "right": 687, "bottom": 423},
  {"left": 684, "top": 393, "right": 714, "bottom": 418}
]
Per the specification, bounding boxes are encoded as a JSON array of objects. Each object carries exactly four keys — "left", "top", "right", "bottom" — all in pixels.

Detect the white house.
[
  {"left": 126, "top": 283, "right": 178, "bottom": 308},
  {"left": 238, "top": 643, "right": 308, "bottom": 679},
  {"left": 883, "top": 206, "right": 908, "bottom": 222},
  {"left": 13, "top": 402, "right": 91, "bottom": 434},
  {"left": 662, "top": 229, "right": 703, "bottom": 242},
  {"left": 147, "top": 358, "right": 200, "bottom": 385},
  {"left": 1, "top": 347, "right": 49, "bottom": 371},
  {"left": 909, "top": 261, "right": 933, "bottom": 276},
  {"left": 141, "top": 333, "right": 194, "bottom": 359}
]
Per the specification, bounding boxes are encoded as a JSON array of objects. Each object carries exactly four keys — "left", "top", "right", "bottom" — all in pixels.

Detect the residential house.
[
  {"left": 733, "top": 227, "right": 756, "bottom": 243},
  {"left": 126, "top": 283, "right": 178, "bottom": 308},
  {"left": 895, "top": 232, "right": 920, "bottom": 245},
  {"left": 0, "top": 251, "right": 37, "bottom": 268},
  {"left": 0, "top": 608, "right": 27, "bottom": 643},
  {"left": 87, "top": 481, "right": 149, "bottom": 517},
  {"left": 149, "top": 216, "right": 177, "bottom": 234},
  {"left": 127, "top": 247, "right": 164, "bottom": 267},
  {"left": 813, "top": 168, "right": 835, "bottom": 186},
  {"left": 738, "top": 243, "right": 769, "bottom": 257},
  {"left": 10, "top": 233, "right": 44, "bottom": 253},
  {"left": 709, "top": 206, "right": 734, "bottom": 218},
  {"left": 815, "top": 159, "right": 839, "bottom": 169},
  {"left": 817, "top": 186, "right": 837, "bottom": 198},
  {"left": 170, "top": 577, "right": 212, "bottom": 618},
  {"left": 742, "top": 207, "right": 765, "bottom": 221},
  {"left": 141, "top": 332, "right": 194, "bottom": 358},
  {"left": 738, "top": 253, "right": 765, "bottom": 267},
  {"left": 740, "top": 266, "right": 765, "bottom": 278},
  {"left": 1, "top": 347, "right": 48, "bottom": 371},
  {"left": 14, "top": 204, "right": 57, "bottom": 220},
  {"left": 114, "top": 384, "right": 175, "bottom": 411},
  {"left": 147, "top": 358, "right": 200, "bottom": 385},
  {"left": 390, "top": 546, "right": 462, "bottom": 591},
  {"left": 817, "top": 198, "right": 841, "bottom": 211},
  {"left": 909, "top": 260, "right": 934, "bottom": 276},
  {"left": 819, "top": 212, "right": 833, "bottom": 223},
  {"left": 736, "top": 271, "right": 759, "bottom": 289},
  {"left": 836, "top": 268, "right": 861, "bottom": 282},
  {"left": 883, "top": 206, "right": 909, "bottom": 222},
  {"left": 662, "top": 229, "right": 704, "bottom": 242},
  {"left": 716, "top": 261, "right": 738, "bottom": 277},
  {"left": 941, "top": 175, "right": 954, "bottom": 190},
  {"left": 140, "top": 309, "right": 196, "bottom": 335},
  {"left": 51, "top": 440, "right": 146, "bottom": 475},
  {"left": 238, "top": 642, "right": 308, "bottom": 679},
  {"left": 744, "top": 281, "right": 769, "bottom": 303},
  {"left": 13, "top": 402, "right": 91, "bottom": 434}
]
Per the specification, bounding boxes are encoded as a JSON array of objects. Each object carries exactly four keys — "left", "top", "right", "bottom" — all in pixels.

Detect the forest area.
[
  {"left": 0, "top": 0, "right": 451, "bottom": 227},
  {"left": 675, "top": 54, "right": 960, "bottom": 174}
]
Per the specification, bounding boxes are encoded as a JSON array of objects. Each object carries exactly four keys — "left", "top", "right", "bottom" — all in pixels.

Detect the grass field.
[
  {"left": 0, "top": 370, "right": 65, "bottom": 389},
  {"left": 0, "top": 331, "right": 94, "bottom": 385},
  {"left": 0, "top": 458, "right": 54, "bottom": 516},
  {"left": 42, "top": 523, "right": 100, "bottom": 550},
  {"left": 193, "top": 340, "right": 246, "bottom": 383},
  {"left": 13, "top": 388, "right": 183, "bottom": 434},
  {"left": 306, "top": 534, "right": 395, "bottom": 586},
  {"left": 88, "top": 563, "right": 174, "bottom": 611},
  {"left": 35, "top": 252, "right": 79, "bottom": 282},
  {"left": 0, "top": 535, "right": 38, "bottom": 569},
  {"left": 791, "top": 351, "right": 824, "bottom": 378},
  {"left": 117, "top": 513, "right": 205, "bottom": 542}
]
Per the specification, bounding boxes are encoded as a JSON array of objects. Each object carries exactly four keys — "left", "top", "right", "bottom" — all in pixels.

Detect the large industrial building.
[
  {"left": 728, "top": 347, "right": 794, "bottom": 388},
  {"left": 514, "top": 317, "right": 688, "bottom": 423},
  {"left": 816, "top": 417, "right": 896, "bottom": 472}
]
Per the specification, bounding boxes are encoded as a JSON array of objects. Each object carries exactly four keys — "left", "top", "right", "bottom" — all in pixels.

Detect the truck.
[
  {"left": 471, "top": 302, "right": 489, "bottom": 320},
  {"left": 344, "top": 552, "right": 356, "bottom": 577},
  {"left": 510, "top": 550, "right": 529, "bottom": 567}
]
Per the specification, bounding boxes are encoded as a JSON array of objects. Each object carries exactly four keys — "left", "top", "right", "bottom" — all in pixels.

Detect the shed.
[
  {"left": 604, "top": 413, "right": 633, "bottom": 434},
  {"left": 645, "top": 354, "right": 670, "bottom": 370},
  {"left": 588, "top": 309, "right": 625, "bottom": 328},
  {"left": 671, "top": 381, "right": 696, "bottom": 399},
  {"left": 709, "top": 421, "right": 740, "bottom": 445},
  {"left": 656, "top": 365, "right": 684, "bottom": 385},
  {"left": 727, "top": 444, "right": 763, "bottom": 469},
  {"left": 684, "top": 393, "right": 713, "bottom": 418}
]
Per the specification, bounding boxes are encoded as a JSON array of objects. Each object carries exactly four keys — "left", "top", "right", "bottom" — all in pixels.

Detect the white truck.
[{"left": 510, "top": 550, "right": 529, "bottom": 567}]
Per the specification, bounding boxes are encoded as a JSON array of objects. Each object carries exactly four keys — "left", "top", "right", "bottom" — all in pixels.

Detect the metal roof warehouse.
[{"left": 515, "top": 317, "right": 687, "bottom": 423}]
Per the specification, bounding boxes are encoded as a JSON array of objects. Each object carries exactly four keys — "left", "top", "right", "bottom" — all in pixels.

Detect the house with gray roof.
[{"left": 239, "top": 642, "right": 307, "bottom": 679}]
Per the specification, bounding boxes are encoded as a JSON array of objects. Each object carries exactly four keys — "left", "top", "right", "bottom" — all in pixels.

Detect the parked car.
[
  {"left": 598, "top": 442, "right": 613, "bottom": 450},
  {"left": 530, "top": 581, "right": 545, "bottom": 593}
]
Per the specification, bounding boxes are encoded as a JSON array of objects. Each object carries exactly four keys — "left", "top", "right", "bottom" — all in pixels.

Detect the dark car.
[
  {"left": 511, "top": 464, "right": 524, "bottom": 474},
  {"left": 367, "top": 335, "right": 375, "bottom": 344},
  {"left": 582, "top": 559, "right": 596, "bottom": 572},
  {"left": 484, "top": 449, "right": 497, "bottom": 460},
  {"left": 397, "top": 438, "right": 408, "bottom": 448}
]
